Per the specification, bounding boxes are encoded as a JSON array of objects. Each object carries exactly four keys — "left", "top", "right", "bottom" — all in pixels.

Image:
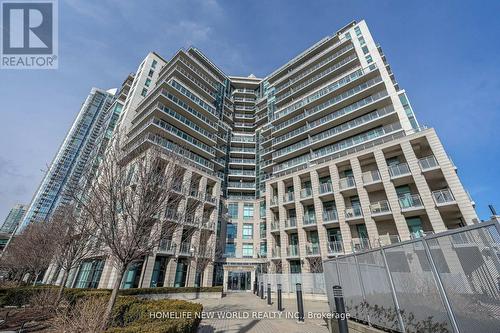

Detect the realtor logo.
[{"left": 1, "top": 0, "right": 58, "bottom": 69}]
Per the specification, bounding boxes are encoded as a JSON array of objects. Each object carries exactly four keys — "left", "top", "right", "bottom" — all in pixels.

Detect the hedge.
[
  {"left": 0, "top": 285, "right": 222, "bottom": 307},
  {"left": 107, "top": 296, "right": 203, "bottom": 333}
]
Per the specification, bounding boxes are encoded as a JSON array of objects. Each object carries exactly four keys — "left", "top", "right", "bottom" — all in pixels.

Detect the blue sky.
[{"left": 0, "top": 0, "right": 499, "bottom": 222}]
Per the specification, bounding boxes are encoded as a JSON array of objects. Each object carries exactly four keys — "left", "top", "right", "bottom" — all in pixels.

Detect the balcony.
[
  {"left": 283, "top": 192, "right": 295, "bottom": 204},
  {"left": 306, "top": 243, "right": 321, "bottom": 256},
  {"left": 339, "top": 176, "right": 356, "bottom": 193},
  {"left": 158, "top": 239, "right": 175, "bottom": 254},
  {"left": 285, "top": 217, "right": 297, "bottom": 229},
  {"left": 227, "top": 181, "right": 256, "bottom": 190},
  {"left": 179, "top": 242, "right": 192, "bottom": 256},
  {"left": 388, "top": 162, "right": 411, "bottom": 179},
  {"left": 201, "top": 218, "right": 214, "bottom": 230},
  {"left": 370, "top": 200, "right": 391, "bottom": 218},
  {"left": 185, "top": 214, "right": 200, "bottom": 227},
  {"left": 352, "top": 237, "right": 371, "bottom": 252},
  {"left": 362, "top": 170, "right": 382, "bottom": 188},
  {"left": 319, "top": 182, "right": 333, "bottom": 195},
  {"left": 204, "top": 194, "right": 217, "bottom": 205},
  {"left": 345, "top": 205, "right": 363, "bottom": 221},
  {"left": 303, "top": 214, "right": 317, "bottom": 226},
  {"left": 287, "top": 245, "right": 300, "bottom": 257},
  {"left": 323, "top": 209, "right": 339, "bottom": 224},
  {"left": 271, "top": 247, "right": 281, "bottom": 258},
  {"left": 165, "top": 208, "right": 180, "bottom": 222},
  {"left": 419, "top": 155, "right": 439, "bottom": 172},
  {"left": 432, "top": 188, "right": 456, "bottom": 207},
  {"left": 270, "top": 220, "right": 280, "bottom": 231},
  {"left": 398, "top": 193, "right": 424, "bottom": 214},
  {"left": 327, "top": 241, "right": 344, "bottom": 256},
  {"left": 300, "top": 187, "right": 313, "bottom": 199},
  {"left": 377, "top": 234, "right": 401, "bottom": 247},
  {"left": 270, "top": 196, "right": 278, "bottom": 207}
]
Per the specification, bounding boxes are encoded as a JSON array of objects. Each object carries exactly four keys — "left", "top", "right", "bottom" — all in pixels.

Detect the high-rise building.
[
  {"left": 45, "top": 20, "right": 478, "bottom": 291},
  {"left": 0, "top": 204, "right": 27, "bottom": 234},
  {"left": 19, "top": 88, "right": 116, "bottom": 231}
]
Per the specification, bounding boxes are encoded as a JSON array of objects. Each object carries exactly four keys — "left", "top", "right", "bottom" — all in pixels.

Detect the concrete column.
[
  {"left": 350, "top": 157, "right": 379, "bottom": 242},
  {"left": 310, "top": 170, "right": 329, "bottom": 260},
  {"left": 163, "top": 257, "right": 177, "bottom": 287},
  {"left": 293, "top": 175, "right": 310, "bottom": 273},
  {"left": 425, "top": 130, "right": 478, "bottom": 224},
  {"left": 374, "top": 150, "right": 411, "bottom": 240},
  {"left": 139, "top": 255, "right": 156, "bottom": 288},
  {"left": 202, "top": 263, "right": 214, "bottom": 287},
  {"left": 98, "top": 257, "right": 114, "bottom": 289},
  {"left": 401, "top": 141, "right": 446, "bottom": 232},
  {"left": 329, "top": 164, "right": 353, "bottom": 253}
]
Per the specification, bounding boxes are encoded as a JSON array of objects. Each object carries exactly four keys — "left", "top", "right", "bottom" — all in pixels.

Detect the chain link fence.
[{"left": 323, "top": 221, "right": 500, "bottom": 333}]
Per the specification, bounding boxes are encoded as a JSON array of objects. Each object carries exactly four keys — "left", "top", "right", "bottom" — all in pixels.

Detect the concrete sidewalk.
[{"left": 196, "top": 292, "right": 331, "bottom": 333}]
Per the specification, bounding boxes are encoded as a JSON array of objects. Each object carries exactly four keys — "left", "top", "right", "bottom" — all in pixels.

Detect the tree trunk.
[
  {"left": 101, "top": 264, "right": 126, "bottom": 331},
  {"left": 32, "top": 272, "right": 40, "bottom": 286},
  {"left": 56, "top": 269, "right": 69, "bottom": 304}
]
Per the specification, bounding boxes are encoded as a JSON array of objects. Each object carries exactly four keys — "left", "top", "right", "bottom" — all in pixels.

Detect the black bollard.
[
  {"left": 267, "top": 283, "right": 272, "bottom": 305},
  {"left": 296, "top": 283, "right": 304, "bottom": 322},
  {"left": 333, "top": 285, "right": 349, "bottom": 333},
  {"left": 254, "top": 279, "right": 257, "bottom": 294},
  {"left": 277, "top": 283, "right": 283, "bottom": 311},
  {"left": 260, "top": 282, "right": 264, "bottom": 299}
]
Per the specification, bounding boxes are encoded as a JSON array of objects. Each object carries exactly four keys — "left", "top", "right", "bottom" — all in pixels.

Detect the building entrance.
[{"left": 227, "top": 271, "right": 251, "bottom": 291}]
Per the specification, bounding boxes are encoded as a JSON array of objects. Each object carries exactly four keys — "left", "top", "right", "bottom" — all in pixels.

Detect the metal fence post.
[
  {"left": 277, "top": 283, "right": 283, "bottom": 311},
  {"left": 422, "top": 238, "right": 460, "bottom": 333},
  {"left": 380, "top": 247, "right": 405, "bottom": 332},
  {"left": 296, "top": 283, "right": 304, "bottom": 322},
  {"left": 267, "top": 283, "right": 272, "bottom": 305},
  {"left": 260, "top": 281, "right": 264, "bottom": 299}
]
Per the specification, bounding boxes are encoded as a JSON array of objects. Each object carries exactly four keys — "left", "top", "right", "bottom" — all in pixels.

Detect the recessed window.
[
  {"left": 152, "top": 59, "right": 158, "bottom": 69},
  {"left": 243, "top": 203, "right": 254, "bottom": 220},
  {"left": 242, "top": 224, "right": 253, "bottom": 239},
  {"left": 148, "top": 69, "right": 154, "bottom": 77},
  {"left": 145, "top": 78, "right": 151, "bottom": 87},
  {"left": 228, "top": 203, "right": 238, "bottom": 218},
  {"left": 242, "top": 244, "right": 253, "bottom": 257},
  {"left": 141, "top": 88, "right": 147, "bottom": 97}
]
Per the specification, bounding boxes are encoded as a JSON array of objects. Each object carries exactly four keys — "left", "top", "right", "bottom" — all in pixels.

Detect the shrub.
[
  {"left": 51, "top": 295, "right": 109, "bottom": 332},
  {"left": 107, "top": 297, "right": 203, "bottom": 333}
]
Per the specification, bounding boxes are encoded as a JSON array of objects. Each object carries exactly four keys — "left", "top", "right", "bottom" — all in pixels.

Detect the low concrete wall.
[{"left": 136, "top": 292, "right": 222, "bottom": 300}]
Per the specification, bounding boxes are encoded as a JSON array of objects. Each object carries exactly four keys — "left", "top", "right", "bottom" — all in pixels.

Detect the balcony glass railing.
[
  {"left": 432, "top": 189, "right": 455, "bottom": 205},
  {"left": 362, "top": 170, "right": 381, "bottom": 185},
  {"left": 271, "top": 220, "right": 280, "bottom": 230},
  {"left": 283, "top": 192, "right": 295, "bottom": 202},
  {"left": 398, "top": 193, "right": 423, "bottom": 210},
  {"left": 228, "top": 169, "right": 255, "bottom": 176},
  {"left": 388, "top": 162, "right": 411, "bottom": 178},
  {"left": 300, "top": 187, "right": 313, "bottom": 198},
  {"left": 419, "top": 155, "right": 439, "bottom": 171},
  {"left": 287, "top": 245, "right": 299, "bottom": 257},
  {"left": 229, "top": 158, "right": 255, "bottom": 164},
  {"left": 319, "top": 182, "right": 333, "bottom": 194},
  {"left": 306, "top": 243, "right": 321, "bottom": 255},
  {"left": 370, "top": 200, "right": 391, "bottom": 215},
  {"left": 179, "top": 242, "right": 192, "bottom": 255},
  {"left": 345, "top": 205, "right": 363, "bottom": 219},
  {"left": 272, "top": 247, "right": 281, "bottom": 258},
  {"left": 303, "top": 214, "right": 316, "bottom": 225},
  {"left": 285, "top": 217, "right": 297, "bottom": 228},
  {"left": 323, "top": 209, "right": 339, "bottom": 222},
  {"left": 339, "top": 176, "right": 356, "bottom": 190},
  {"left": 352, "top": 237, "right": 370, "bottom": 252},
  {"left": 270, "top": 196, "right": 278, "bottom": 206},
  {"left": 328, "top": 241, "right": 343, "bottom": 254},
  {"left": 227, "top": 182, "right": 256, "bottom": 189},
  {"left": 158, "top": 239, "right": 175, "bottom": 253}
]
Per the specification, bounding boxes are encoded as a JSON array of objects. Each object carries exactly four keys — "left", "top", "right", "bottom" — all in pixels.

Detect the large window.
[
  {"left": 73, "top": 259, "right": 104, "bottom": 289},
  {"left": 243, "top": 203, "right": 254, "bottom": 220},
  {"left": 242, "top": 224, "right": 253, "bottom": 240},
  {"left": 225, "top": 243, "right": 235, "bottom": 257},
  {"left": 242, "top": 244, "right": 253, "bottom": 258},
  {"left": 226, "top": 223, "right": 237, "bottom": 240},
  {"left": 228, "top": 203, "right": 238, "bottom": 219}
]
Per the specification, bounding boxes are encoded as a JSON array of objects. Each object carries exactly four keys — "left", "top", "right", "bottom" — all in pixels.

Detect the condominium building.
[
  {"left": 19, "top": 88, "right": 116, "bottom": 231},
  {"left": 0, "top": 204, "right": 27, "bottom": 234},
  {"left": 45, "top": 20, "right": 478, "bottom": 291}
]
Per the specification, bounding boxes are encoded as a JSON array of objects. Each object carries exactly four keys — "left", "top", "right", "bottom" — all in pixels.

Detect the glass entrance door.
[{"left": 227, "top": 271, "right": 251, "bottom": 291}]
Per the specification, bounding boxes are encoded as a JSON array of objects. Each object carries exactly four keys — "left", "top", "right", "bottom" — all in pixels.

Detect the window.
[
  {"left": 243, "top": 203, "right": 254, "bottom": 220},
  {"left": 362, "top": 46, "right": 369, "bottom": 55},
  {"left": 73, "top": 259, "right": 104, "bottom": 289},
  {"left": 145, "top": 78, "right": 151, "bottom": 87},
  {"left": 242, "top": 224, "right": 253, "bottom": 240},
  {"left": 226, "top": 223, "right": 237, "bottom": 239},
  {"left": 242, "top": 244, "right": 253, "bottom": 257},
  {"left": 141, "top": 88, "right": 147, "bottom": 97},
  {"left": 366, "top": 55, "right": 373, "bottom": 64},
  {"left": 228, "top": 203, "right": 238, "bottom": 218},
  {"left": 148, "top": 69, "right": 154, "bottom": 77},
  {"left": 260, "top": 201, "right": 266, "bottom": 218},
  {"left": 225, "top": 243, "right": 235, "bottom": 257},
  {"left": 151, "top": 59, "right": 158, "bottom": 69}
]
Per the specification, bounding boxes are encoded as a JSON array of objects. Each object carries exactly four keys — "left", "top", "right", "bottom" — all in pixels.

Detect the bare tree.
[
  {"left": 50, "top": 204, "right": 100, "bottom": 302},
  {"left": 0, "top": 222, "right": 56, "bottom": 285},
  {"left": 74, "top": 133, "right": 194, "bottom": 329}
]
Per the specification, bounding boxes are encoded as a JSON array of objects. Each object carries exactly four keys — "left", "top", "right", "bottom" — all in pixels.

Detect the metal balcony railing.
[
  {"left": 283, "top": 192, "right": 295, "bottom": 203},
  {"left": 271, "top": 220, "right": 280, "bottom": 230},
  {"left": 352, "top": 237, "right": 371, "bottom": 252},
  {"left": 179, "top": 242, "right": 192, "bottom": 255},
  {"left": 158, "top": 239, "right": 175, "bottom": 253},
  {"left": 345, "top": 205, "right": 363, "bottom": 219},
  {"left": 319, "top": 182, "right": 333, "bottom": 194},
  {"left": 272, "top": 247, "right": 281, "bottom": 258},
  {"left": 328, "top": 241, "right": 344, "bottom": 254},
  {"left": 418, "top": 155, "right": 439, "bottom": 171},
  {"left": 370, "top": 200, "right": 391, "bottom": 215},
  {"left": 270, "top": 196, "right": 278, "bottom": 206},
  {"left": 398, "top": 193, "right": 423, "bottom": 210},
  {"left": 323, "top": 209, "right": 339, "bottom": 222},
  {"left": 388, "top": 162, "right": 411, "bottom": 178},
  {"left": 362, "top": 170, "right": 381, "bottom": 184},
  {"left": 377, "top": 234, "right": 401, "bottom": 247},
  {"left": 432, "top": 188, "right": 455, "bottom": 205}
]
